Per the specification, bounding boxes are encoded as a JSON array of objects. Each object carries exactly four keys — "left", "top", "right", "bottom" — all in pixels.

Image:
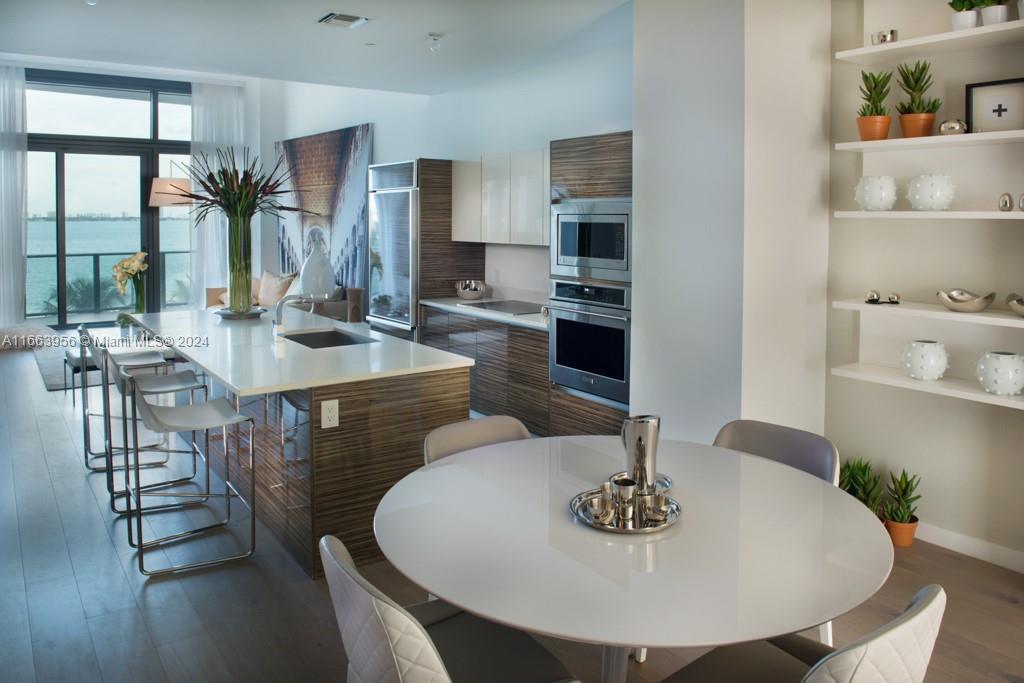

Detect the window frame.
[{"left": 25, "top": 70, "right": 192, "bottom": 326}]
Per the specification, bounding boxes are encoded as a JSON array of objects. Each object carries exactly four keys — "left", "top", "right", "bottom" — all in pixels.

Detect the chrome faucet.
[{"left": 274, "top": 293, "right": 328, "bottom": 328}]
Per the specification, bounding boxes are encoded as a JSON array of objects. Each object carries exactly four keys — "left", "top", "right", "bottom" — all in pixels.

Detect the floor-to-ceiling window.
[{"left": 25, "top": 70, "right": 191, "bottom": 327}]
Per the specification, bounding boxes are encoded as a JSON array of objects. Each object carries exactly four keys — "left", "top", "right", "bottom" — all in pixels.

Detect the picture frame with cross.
[{"left": 966, "top": 77, "right": 1024, "bottom": 134}]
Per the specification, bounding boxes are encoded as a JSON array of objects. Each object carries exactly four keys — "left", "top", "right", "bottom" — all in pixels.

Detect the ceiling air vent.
[{"left": 317, "top": 12, "right": 370, "bottom": 29}]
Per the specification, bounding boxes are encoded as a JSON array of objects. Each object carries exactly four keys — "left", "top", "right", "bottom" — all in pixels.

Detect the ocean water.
[{"left": 26, "top": 218, "right": 192, "bottom": 316}]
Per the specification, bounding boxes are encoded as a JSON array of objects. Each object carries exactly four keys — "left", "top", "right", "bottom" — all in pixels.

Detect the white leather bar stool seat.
[
  {"left": 138, "top": 397, "right": 249, "bottom": 434},
  {"left": 131, "top": 369, "right": 205, "bottom": 396},
  {"left": 107, "top": 350, "right": 168, "bottom": 370},
  {"left": 65, "top": 347, "right": 98, "bottom": 369}
]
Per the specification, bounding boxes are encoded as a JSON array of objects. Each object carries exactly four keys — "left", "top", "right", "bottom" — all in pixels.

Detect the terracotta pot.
[
  {"left": 885, "top": 516, "right": 919, "bottom": 547},
  {"left": 857, "top": 115, "right": 891, "bottom": 141},
  {"left": 900, "top": 113, "right": 936, "bottom": 138}
]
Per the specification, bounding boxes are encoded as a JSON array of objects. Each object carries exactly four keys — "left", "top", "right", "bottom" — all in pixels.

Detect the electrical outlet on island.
[{"left": 321, "top": 399, "right": 339, "bottom": 429}]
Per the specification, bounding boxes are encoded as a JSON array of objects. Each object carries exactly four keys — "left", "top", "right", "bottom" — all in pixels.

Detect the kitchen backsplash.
[{"left": 484, "top": 243, "right": 549, "bottom": 301}]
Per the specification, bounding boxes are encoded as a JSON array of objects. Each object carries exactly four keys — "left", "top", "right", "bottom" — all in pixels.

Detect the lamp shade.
[{"left": 148, "top": 177, "right": 191, "bottom": 207}]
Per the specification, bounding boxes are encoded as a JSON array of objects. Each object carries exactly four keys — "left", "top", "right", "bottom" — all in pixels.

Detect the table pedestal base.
[{"left": 601, "top": 645, "right": 629, "bottom": 683}]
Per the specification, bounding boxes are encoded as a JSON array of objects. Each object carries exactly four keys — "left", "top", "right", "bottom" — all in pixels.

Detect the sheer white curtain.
[
  {"left": 0, "top": 66, "right": 27, "bottom": 326},
  {"left": 189, "top": 82, "right": 244, "bottom": 309}
]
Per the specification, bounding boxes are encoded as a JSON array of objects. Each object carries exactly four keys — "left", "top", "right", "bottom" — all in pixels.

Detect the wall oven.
[
  {"left": 547, "top": 280, "right": 631, "bottom": 404},
  {"left": 550, "top": 199, "right": 631, "bottom": 283}
]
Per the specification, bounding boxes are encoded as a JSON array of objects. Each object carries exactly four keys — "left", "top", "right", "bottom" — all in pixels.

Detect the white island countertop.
[
  {"left": 130, "top": 308, "right": 474, "bottom": 397},
  {"left": 420, "top": 297, "right": 548, "bottom": 332}
]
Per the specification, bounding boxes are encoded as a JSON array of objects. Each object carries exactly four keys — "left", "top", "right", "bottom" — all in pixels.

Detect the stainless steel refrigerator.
[{"left": 367, "top": 160, "right": 419, "bottom": 332}]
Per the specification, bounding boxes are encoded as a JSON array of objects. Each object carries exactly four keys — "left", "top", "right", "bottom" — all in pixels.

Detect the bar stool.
[
  {"left": 64, "top": 345, "right": 98, "bottom": 403},
  {"left": 125, "top": 369, "right": 257, "bottom": 575},
  {"left": 278, "top": 390, "right": 309, "bottom": 446},
  {"left": 78, "top": 325, "right": 171, "bottom": 473},
  {"left": 105, "top": 347, "right": 212, "bottom": 536}
]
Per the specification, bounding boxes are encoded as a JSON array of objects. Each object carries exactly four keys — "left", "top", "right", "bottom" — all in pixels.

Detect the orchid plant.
[
  {"left": 160, "top": 148, "right": 308, "bottom": 313},
  {"left": 112, "top": 252, "right": 149, "bottom": 313}
]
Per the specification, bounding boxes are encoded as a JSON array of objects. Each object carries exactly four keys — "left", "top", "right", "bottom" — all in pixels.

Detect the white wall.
[
  {"left": 741, "top": 1, "right": 831, "bottom": 432},
  {"left": 630, "top": 0, "right": 746, "bottom": 442},
  {"left": 827, "top": 0, "right": 1024, "bottom": 568}
]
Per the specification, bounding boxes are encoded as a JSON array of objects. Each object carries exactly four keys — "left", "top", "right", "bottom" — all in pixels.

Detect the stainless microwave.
[{"left": 550, "top": 198, "right": 631, "bottom": 283}]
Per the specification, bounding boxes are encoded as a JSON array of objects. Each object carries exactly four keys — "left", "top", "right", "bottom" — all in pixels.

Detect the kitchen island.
[{"left": 130, "top": 307, "right": 473, "bottom": 576}]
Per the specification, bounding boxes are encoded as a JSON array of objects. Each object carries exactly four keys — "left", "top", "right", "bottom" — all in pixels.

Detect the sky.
[{"left": 26, "top": 87, "right": 191, "bottom": 217}]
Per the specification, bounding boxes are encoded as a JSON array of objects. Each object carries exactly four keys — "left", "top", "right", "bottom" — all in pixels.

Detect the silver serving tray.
[
  {"left": 569, "top": 488, "right": 682, "bottom": 534},
  {"left": 213, "top": 306, "right": 267, "bottom": 320}
]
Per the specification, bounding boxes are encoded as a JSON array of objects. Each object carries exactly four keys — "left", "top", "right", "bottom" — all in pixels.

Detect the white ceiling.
[{"left": 0, "top": 0, "right": 631, "bottom": 94}]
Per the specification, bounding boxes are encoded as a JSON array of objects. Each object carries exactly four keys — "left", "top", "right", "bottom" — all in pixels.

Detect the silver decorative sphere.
[{"left": 939, "top": 119, "right": 967, "bottom": 135}]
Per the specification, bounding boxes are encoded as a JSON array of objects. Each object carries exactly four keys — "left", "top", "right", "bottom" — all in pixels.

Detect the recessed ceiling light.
[
  {"left": 317, "top": 12, "right": 370, "bottom": 29},
  {"left": 86, "top": 0, "right": 98, "bottom": 5},
  {"left": 364, "top": 42, "right": 376, "bottom": 47}
]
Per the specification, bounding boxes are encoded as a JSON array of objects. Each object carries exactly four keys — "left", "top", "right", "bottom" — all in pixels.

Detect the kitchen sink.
[{"left": 282, "top": 329, "right": 377, "bottom": 349}]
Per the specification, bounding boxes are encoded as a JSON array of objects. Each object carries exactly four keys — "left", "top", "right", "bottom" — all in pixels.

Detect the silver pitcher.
[{"left": 621, "top": 415, "right": 661, "bottom": 496}]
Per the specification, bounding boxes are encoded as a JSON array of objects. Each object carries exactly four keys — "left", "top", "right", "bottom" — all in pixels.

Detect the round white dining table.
[{"left": 374, "top": 436, "right": 893, "bottom": 683}]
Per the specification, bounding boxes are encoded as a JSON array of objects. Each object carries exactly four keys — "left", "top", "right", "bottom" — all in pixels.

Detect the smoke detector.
[{"left": 317, "top": 13, "right": 370, "bottom": 29}]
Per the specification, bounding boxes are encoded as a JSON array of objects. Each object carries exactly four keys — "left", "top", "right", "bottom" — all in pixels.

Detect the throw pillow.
[{"left": 257, "top": 271, "right": 297, "bottom": 307}]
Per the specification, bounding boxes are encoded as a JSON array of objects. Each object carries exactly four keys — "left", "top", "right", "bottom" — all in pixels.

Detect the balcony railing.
[{"left": 26, "top": 250, "right": 192, "bottom": 319}]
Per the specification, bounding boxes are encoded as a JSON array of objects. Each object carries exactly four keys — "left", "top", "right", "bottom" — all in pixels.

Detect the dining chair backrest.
[
  {"left": 804, "top": 584, "right": 946, "bottom": 683},
  {"left": 423, "top": 415, "right": 531, "bottom": 465},
  {"left": 318, "top": 535, "right": 451, "bottom": 683},
  {"left": 713, "top": 419, "right": 840, "bottom": 486}
]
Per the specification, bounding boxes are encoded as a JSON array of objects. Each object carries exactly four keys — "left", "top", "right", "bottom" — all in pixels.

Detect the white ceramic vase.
[
  {"left": 980, "top": 4, "right": 1009, "bottom": 24},
  {"left": 854, "top": 176, "right": 898, "bottom": 211},
  {"left": 907, "top": 175, "right": 955, "bottom": 211},
  {"left": 951, "top": 9, "right": 979, "bottom": 29},
  {"left": 299, "top": 245, "right": 336, "bottom": 297},
  {"left": 903, "top": 340, "right": 949, "bottom": 381},
  {"left": 976, "top": 351, "right": 1024, "bottom": 396}
]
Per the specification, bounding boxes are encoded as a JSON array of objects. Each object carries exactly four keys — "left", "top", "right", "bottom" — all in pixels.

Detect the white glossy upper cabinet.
[
  {"left": 452, "top": 160, "right": 482, "bottom": 242},
  {"left": 481, "top": 152, "right": 511, "bottom": 243},
  {"left": 510, "top": 149, "right": 549, "bottom": 246}
]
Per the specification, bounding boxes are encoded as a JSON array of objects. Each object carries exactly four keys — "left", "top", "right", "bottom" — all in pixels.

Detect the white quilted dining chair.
[
  {"left": 662, "top": 584, "right": 946, "bottom": 683},
  {"left": 319, "top": 535, "right": 578, "bottom": 683},
  {"left": 423, "top": 415, "right": 531, "bottom": 465}
]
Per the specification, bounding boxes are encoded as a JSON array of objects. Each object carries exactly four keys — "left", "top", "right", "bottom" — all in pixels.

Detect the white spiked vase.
[
  {"left": 976, "top": 351, "right": 1024, "bottom": 396},
  {"left": 903, "top": 340, "right": 949, "bottom": 381}
]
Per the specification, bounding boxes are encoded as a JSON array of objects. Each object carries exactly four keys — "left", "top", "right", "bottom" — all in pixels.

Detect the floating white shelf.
[
  {"left": 835, "top": 20, "right": 1024, "bottom": 65},
  {"left": 835, "top": 130, "right": 1024, "bottom": 152},
  {"left": 831, "top": 362, "right": 1024, "bottom": 410},
  {"left": 833, "top": 211, "right": 1024, "bottom": 220},
  {"left": 833, "top": 299, "right": 1024, "bottom": 329}
]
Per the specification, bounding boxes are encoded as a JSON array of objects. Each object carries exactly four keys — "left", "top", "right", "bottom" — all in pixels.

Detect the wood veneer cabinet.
[
  {"left": 418, "top": 306, "right": 626, "bottom": 437},
  {"left": 550, "top": 130, "right": 633, "bottom": 200}
]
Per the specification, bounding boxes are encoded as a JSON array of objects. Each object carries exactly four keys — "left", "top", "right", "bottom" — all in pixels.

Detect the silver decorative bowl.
[
  {"left": 936, "top": 289, "right": 995, "bottom": 313},
  {"left": 1007, "top": 294, "right": 1024, "bottom": 318},
  {"left": 455, "top": 280, "right": 486, "bottom": 300}
]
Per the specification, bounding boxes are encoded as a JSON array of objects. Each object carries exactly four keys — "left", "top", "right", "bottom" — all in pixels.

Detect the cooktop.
[{"left": 457, "top": 300, "right": 544, "bottom": 316}]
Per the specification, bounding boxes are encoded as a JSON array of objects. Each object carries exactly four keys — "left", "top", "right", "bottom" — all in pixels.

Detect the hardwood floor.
[{"left": 0, "top": 349, "right": 1021, "bottom": 682}]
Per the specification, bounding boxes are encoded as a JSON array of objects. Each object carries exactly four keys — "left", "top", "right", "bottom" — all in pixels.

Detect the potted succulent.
[
  {"left": 839, "top": 457, "right": 884, "bottom": 517},
  {"left": 856, "top": 70, "right": 893, "bottom": 141},
  {"left": 975, "top": 0, "right": 1009, "bottom": 24},
  {"left": 949, "top": 0, "right": 979, "bottom": 29},
  {"left": 896, "top": 61, "right": 942, "bottom": 138},
  {"left": 881, "top": 469, "right": 922, "bottom": 547}
]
